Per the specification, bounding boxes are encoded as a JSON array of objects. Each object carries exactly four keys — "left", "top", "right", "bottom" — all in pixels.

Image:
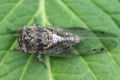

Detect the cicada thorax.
[{"left": 18, "top": 26, "right": 49, "bottom": 53}]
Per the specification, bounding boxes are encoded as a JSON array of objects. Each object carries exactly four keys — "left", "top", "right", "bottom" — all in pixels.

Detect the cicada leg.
[
  {"left": 7, "top": 28, "right": 21, "bottom": 33},
  {"left": 13, "top": 47, "right": 21, "bottom": 51},
  {"left": 37, "top": 54, "right": 47, "bottom": 68}
]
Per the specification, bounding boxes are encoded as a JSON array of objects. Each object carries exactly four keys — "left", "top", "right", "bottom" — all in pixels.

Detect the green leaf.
[{"left": 0, "top": 0, "right": 120, "bottom": 80}]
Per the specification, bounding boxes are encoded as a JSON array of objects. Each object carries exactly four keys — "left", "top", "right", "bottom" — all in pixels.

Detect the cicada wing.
[
  {"left": 42, "top": 40, "right": 79, "bottom": 57},
  {"left": 43, "top": 48, "right": 80, "bottom": 57},
  {"left": 43, "top": 46, "right": 104, "bottom": 57},
  {"left": 60, "top": 27, "right": 118, "bottom": 39},
  {"left": 61, "top": 27, "right": 118, "bottom": 52},
  {"left": 44, "top": 27, "right": 118, "bottom": 56},
  {"left": 53, "top": 27, "right": 118, "bottom": 52}
]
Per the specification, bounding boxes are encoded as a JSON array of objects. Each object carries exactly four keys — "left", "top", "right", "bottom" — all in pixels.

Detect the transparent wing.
[
  {"left": 61, "top": 27, "right": 119, "bottom": 53},
  {"left": 47, "top": 27, "right": 118, "bottom": 40},
  {"left": 57, "top": 27, "right": 118, "bottom": 39},
  {"left": 40, "top": 27, "right": 119, "bottom": 57},
  {"left": 43, "top": 49, "right": 78, "bottom": 57},
  {"left": 43, "top": 41, "right": 78, "bottom": 57},
  {"left": 43, "top": 44, "right": 105, "bottom": 57}
]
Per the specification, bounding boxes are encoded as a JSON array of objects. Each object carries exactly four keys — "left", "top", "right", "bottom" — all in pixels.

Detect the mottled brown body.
[
  {"left": 18, "top": 26, "right": 81, "bottom": 55},
  {"left": 17, "top": 25, "right": 81, "bottom": 67}
]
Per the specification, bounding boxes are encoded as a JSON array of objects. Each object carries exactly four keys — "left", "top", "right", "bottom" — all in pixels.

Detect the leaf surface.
[{"left": 0, "top": 0, "right": 120, "bottom": 80}]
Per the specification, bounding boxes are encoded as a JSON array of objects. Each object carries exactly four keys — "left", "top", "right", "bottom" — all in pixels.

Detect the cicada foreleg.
[{"left": 37, "top": 54, "right": 47, "bottom": 68}]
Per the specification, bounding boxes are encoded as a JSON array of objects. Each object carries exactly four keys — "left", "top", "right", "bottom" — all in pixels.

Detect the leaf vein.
[
  {"left": 0, "top": 0, "right": 23, "bottom": 25},
  {"left": 90, "top": 0, "right": 120, "bottom": 71},
  {"left": 90, "top": 0, "right": 120, "bottom": 28},
  {"left": 19, "top": 55, "right": 33, "bottom": 80},
  {"left": 0, "top": 38, "right": 17, "bottom": 66}
]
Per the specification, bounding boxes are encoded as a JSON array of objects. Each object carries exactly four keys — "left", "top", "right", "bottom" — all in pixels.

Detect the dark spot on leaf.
[
  {"left": 100, "top": 48, "right": 104, "bottom": 51},
  {"left": 100, "top": 31, "right": 105, "bottom": 35},
  {"left": 92, "top": 49, "right": 96, "bottom": 51}
]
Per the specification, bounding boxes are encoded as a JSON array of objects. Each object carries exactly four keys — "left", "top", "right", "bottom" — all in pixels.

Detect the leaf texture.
[{"left": 0, "top": 0, "right": 120, "bottom": 80}]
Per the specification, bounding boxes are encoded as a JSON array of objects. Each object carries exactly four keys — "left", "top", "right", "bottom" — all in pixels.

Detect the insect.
[
  {"left": 11, "top": 25, "right": 82, "bottom": 67},
  {"left": 9, "top": 23, "right": 118, "bottom": 67}
]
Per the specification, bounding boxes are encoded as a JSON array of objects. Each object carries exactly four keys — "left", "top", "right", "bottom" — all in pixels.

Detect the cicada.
[
  {"left": 10, "top": 24, "right": 118, "bottom": 67},
  {"left": 14, "top": 25, "right": 81, "bottom": 67}
]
